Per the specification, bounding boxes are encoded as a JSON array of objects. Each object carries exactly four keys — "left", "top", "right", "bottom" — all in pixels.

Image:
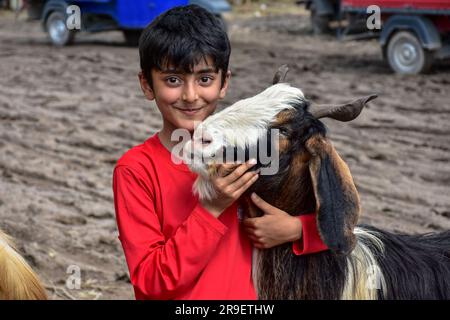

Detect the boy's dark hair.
[{"left": 139, "top": 5, "right": 231, "bottom": 88}]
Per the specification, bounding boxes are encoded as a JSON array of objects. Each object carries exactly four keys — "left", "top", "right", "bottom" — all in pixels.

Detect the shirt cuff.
[
  {"left": 292, "top": 213, "right": 328, "bottom": 256},
  {"left": 192, "top": 203, "right": 229, "bottom": 236}
]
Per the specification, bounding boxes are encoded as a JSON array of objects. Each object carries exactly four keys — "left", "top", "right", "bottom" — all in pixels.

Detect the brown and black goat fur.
[
  {"left": 187, "top": 67, "right": 450, "bottom": 299},
  {"left": 241, "top": 94, "right": 450, "bottom": 300}
]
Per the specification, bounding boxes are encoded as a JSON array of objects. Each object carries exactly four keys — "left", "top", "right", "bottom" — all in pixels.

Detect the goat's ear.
[{"left": 306, "top": 134, "right": 361, "bottom": 255}]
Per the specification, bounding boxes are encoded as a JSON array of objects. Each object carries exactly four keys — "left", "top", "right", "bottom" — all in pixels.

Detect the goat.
[
  {"left": 183, "top": 66, "right": 450, "bottom": 299},
  {"left": 0, "top": 228, "right": 48, "bottom": 300}
]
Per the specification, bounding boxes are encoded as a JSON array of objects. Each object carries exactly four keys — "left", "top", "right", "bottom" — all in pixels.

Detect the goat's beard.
[
  {"left": 183, "top": 140, "right": 219, "bottom": 201},
  {"left": 188, "top": 163, "right": 219, "bottom": 201},
  {"left": 193, "top": 177, "right": 217, "bottom": 201}
]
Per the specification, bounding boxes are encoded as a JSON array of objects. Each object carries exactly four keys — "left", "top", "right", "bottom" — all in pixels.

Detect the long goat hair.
[
  {"left": 184, "top": 65, "right": 450, "bottom": 299},
  {"left": 0, "top": 228, "right": 47, "bottom": 300}
]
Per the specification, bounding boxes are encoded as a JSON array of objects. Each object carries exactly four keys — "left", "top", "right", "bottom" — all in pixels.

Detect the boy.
[{"left": 113, "top": 5, "right": 327, "bottom": 300}]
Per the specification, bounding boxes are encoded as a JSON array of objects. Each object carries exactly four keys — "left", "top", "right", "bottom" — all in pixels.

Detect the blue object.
[
  {"left": 42, "top": 0, "right": 230, "bottom": 30},
  {"left": 37, "top": 0, "right": 231, "bottom": 45}
]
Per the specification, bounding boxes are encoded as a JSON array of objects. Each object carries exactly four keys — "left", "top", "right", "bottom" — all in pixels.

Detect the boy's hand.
[
  {"left": 242, "top": 193, "right": 302, "bottom": 249},
  {"left": 200, "top": 159, "right": 259, "bottom": 218}
]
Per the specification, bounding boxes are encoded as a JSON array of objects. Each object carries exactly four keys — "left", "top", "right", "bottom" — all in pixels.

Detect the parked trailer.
[
  {"left": 301, "top": 0, "right": 450, "bottom": 74},
  {"left": 25, "top": 0, "right": 231, "bottom": 46}
]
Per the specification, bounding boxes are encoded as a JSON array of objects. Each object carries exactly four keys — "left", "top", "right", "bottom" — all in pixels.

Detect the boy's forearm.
[
  {"left": 292, "top": 214, "right": 328, "bottom": 255},
  {"left": 286, "top": 215, "right": 302, "bottom": 242}
]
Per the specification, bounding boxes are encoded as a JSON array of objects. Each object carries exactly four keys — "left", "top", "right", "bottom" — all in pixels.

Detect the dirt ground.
[{"left": 0, "top": 6, "right": 449, "bottom": 300}]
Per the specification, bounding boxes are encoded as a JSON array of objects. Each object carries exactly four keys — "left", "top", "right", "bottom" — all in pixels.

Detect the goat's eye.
[{"left": 278, "top": 128, "right": 289, "bottom": 136}]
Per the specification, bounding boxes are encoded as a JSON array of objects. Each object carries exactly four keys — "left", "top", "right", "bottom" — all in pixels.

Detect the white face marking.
[{"left": 183, "top": 83, "right": 305, "bottom": 200}]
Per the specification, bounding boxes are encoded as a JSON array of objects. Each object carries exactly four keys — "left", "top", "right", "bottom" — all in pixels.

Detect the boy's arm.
[
  {"left": 242, "top": 193, "right": 328, "bottom": 255},
  {"left": 292, "top": 214, "right": 329, "bottom": 255},
  {"left": 113, "top": 165, "right": 228, "bottom": 299}
]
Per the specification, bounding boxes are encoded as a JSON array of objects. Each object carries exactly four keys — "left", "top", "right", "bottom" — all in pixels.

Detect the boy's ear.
[
  {"left": 219, "top": 70, "right": 232, "bottom": 99},
  {"left": 138, "top": 71, "right": 155, "bottom": 101}
]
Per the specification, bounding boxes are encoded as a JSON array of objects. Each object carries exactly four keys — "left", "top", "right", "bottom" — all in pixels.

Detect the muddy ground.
[{"left": 0, "top": 8, "right": 449, "bottom": 299}]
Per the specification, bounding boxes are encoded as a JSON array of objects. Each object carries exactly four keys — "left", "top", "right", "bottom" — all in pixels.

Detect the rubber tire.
[
  {"left": 386, "top": 31, "right": 433, "bottom": 74},
  {"left": 45, "top": 10, "right": 75, "bottom": 46},
  {"left": 310, "top": 7, "right": 330, "bottom": 35}
]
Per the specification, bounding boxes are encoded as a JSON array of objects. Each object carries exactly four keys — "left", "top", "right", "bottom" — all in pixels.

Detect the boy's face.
[{"left": 139, "top": 56, "right": 230, "bottom": 133}]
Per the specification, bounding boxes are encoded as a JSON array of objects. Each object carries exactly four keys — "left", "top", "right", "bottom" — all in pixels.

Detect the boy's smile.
[
  {"left": 139, "top": 56, "right": 230, "bottom": 147},
  {"left": 172, "top": 105, "right": 207, "bottom": 116}
]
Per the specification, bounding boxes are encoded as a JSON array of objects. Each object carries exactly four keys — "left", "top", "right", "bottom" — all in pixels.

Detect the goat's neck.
[{"left": 244, "top": 152, "right": 316, "bottom": 217}]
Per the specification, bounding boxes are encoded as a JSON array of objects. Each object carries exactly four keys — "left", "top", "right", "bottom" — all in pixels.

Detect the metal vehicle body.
[
  {"left": 300, "top": 0, "right": 450, "bottom": 74},
  {"left": 26, "top": 0, "right": 231, "bottom": 46}
]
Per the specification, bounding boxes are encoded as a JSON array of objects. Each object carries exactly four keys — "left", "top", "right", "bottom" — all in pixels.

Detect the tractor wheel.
[
  {"left": 45, "top": 10, "right": 75, "bottom": 46},
  {"left": 386, "top": 31, "right": 433, "bottom": 74}
]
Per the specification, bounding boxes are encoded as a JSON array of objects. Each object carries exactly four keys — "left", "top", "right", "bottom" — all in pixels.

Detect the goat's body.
[
  {"left": 187, "top": 81, "right": 449, "bottom": 300},
  {"left": 0, "top": 229, "right": 47, "bottom": 300},
  {"left": 364, "top": 225, "right": 450, "bottom": 299},
  {"left": 253, "top": 225, "right": 450, "bottom": 300}
]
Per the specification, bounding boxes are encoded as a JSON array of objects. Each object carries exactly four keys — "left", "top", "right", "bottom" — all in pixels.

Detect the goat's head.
[{"left": 184, "top": 66, "right": 377, "bottom": 255}]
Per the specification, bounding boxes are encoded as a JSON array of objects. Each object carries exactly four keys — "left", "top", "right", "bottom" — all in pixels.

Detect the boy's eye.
[
  {"left": 166, "top": 77, "right": 182, "bottom": 85},
  {"left": 199, "top": 76, "right": 213, "bottom": 85}
]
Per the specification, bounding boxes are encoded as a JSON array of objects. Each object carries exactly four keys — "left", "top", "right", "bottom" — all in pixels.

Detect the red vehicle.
[{"left": 300, "top": 0, "right": 450, "bottom": 74}]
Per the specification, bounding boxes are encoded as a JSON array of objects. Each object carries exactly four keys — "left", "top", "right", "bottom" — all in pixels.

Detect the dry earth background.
[{"left": 0, "top": 2, "right": 449, "bottom": 299}]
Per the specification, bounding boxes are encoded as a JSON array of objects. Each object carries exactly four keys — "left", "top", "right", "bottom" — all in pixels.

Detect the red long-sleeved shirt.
[{"left": 113, "top": 134, "right": 327, "bottom": 300}]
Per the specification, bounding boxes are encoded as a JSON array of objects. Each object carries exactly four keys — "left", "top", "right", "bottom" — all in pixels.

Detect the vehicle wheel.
[
  {"left": 46, "top": 10, "right": 75, "bottom": 46},
  {"left": 386, "top": 31, "right": 433, "bottom": 74},
  {"left": 310, "top": 7, "right": 330, "bottom": 35},
  {"left": 123, "top": 30, "right": 142, "bottom": 47}
]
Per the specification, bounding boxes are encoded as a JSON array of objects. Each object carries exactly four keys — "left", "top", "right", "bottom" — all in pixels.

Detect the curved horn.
[
  {"left": 272, "top": 64, "right": 290, "bottom": 84},
  {"left": 309, "top": 94, "right": 378, "bottom": 122}
]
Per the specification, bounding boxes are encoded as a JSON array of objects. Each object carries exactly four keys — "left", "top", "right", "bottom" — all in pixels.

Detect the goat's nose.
[
  {"left": 192, "top": 136, "right": 211, "bottom": 148},
  {"left": 201, "top": 137, "right": 212, "bottom": 146},
  {"left": 199, "top": 132, "right": 213, "bottom": 146}
]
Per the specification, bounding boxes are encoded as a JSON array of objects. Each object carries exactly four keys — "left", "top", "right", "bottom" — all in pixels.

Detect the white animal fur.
[{"left": 342, "top": 227, "right": 387, "bottom": 300}]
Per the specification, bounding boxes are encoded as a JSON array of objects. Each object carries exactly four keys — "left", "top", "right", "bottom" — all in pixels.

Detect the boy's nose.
[{"left": 182, "top": 83, "right": 199, "bottom": 103}]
